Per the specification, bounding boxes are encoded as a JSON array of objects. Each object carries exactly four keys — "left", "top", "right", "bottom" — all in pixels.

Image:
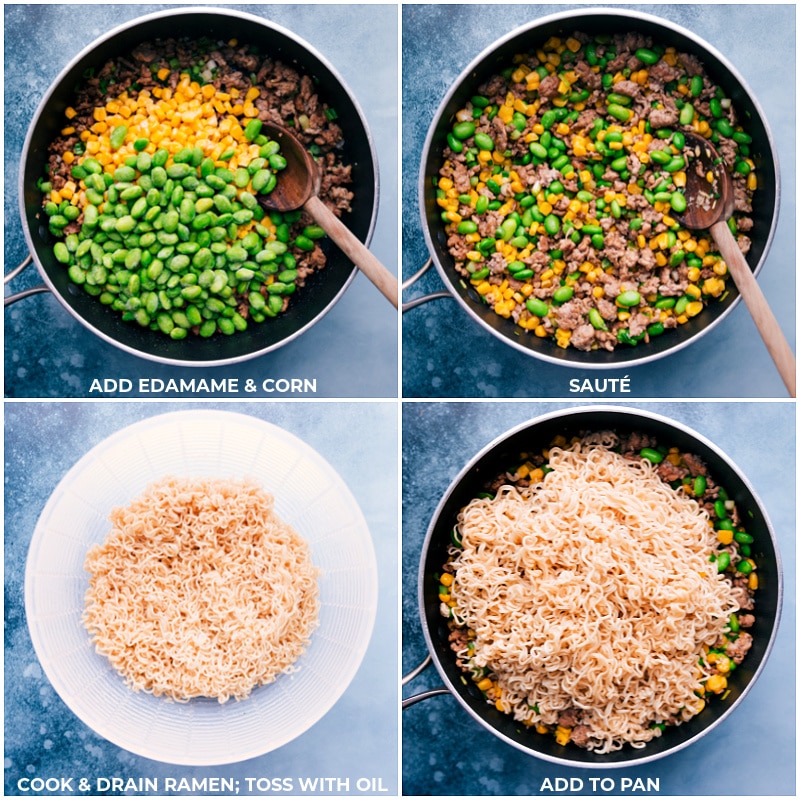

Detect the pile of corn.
[{"left": 54, "top": 73, "right": 273, "bottom": 238}]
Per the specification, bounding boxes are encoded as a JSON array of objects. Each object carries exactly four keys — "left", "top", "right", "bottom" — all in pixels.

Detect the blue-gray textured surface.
[
  {"left": 5, "top": 401, "right": 398, "bottom": 795},
  {"left": 401, "top": 4, "right": 796, "bottom": 398},
  {"left": 4, "top": 4, "right": 398, "bottom": 399},
  {"left": 402, "top": 401, "right": 795, "bottom": 795}
]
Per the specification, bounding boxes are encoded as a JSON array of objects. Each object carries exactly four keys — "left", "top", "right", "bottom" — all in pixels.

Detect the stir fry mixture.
[
  {"left": 437, "top": 32, "right": 757, "bottom": 351},
  {"left": 40, "top": 37, "right": 352, "bottom": 339},
  {"left": 439, "top": 432, "right": 757, "bottom": 750}
]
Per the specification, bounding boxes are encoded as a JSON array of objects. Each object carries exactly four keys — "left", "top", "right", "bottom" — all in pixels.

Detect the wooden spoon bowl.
[{"left": 257, "top": 122, "right": 398, "bottom": 308}]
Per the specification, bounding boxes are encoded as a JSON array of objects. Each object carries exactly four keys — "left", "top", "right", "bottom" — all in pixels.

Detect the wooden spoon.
[
  {"left": 256, "top": 122, "right": 398, "bottom": 308},
  {"left": 672, "top": 132, "right": 795, "bottom": 396}
]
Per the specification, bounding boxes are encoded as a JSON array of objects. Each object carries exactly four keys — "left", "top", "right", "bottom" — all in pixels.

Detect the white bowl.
[{"left": 25, "top": 410, "right": 377, "bottom": 765}]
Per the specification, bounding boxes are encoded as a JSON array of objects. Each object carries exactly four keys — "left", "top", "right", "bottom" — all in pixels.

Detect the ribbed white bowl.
[{"left": 25, "top": 410, "right": 377, "bottom": 765}]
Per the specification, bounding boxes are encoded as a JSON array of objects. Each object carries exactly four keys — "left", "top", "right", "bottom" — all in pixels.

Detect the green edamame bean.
[
  {"left": 670, "top": 192, "right": 687, "bottom": 213},
  {"left": 525, "top": 297, "right": 549, "bottom": 318},
  {"left": 693, "top": 475, "right": 707, "bottom": 497},
  {"left": 53, "top": 242, "right": 71, "bottom": 264},
  {"left": 452, "top": 121, "right": 476, "bottom": 140},
  {"left": 244, "top": 118, "right": 263, "bottom": 141},
  {"left": 736, "top": 559, "right": 753, "bottom": 575},
  {"left": 114, "top": 166, "right": 136, "bottom": 182},
  {"left": 616, "top": 290, "right": 641, "bottom": 307},
  {"left": 294, "top": 235, "right": 315, "bottom": 252},
  {"left": 198, "top": 319, "right": 217, "bottom": 338},
  {"left": 552, "top": 285, "right": 574, "bottom": 305},
  {"left": 734, "top": 531, "right": 754, "bottom": 545},
  {"left": 634, "top": 47, "right": 659, "bottom": 65},
  {"left": 109, "top": 125, "right": 128, "bottom": 150},
  {"left": 589, "top": 307, "right": 608, "bottom": 331},
  {"left": 529, "top": 142, "right": 548, "bottom": 159},
  {"left": 166, "top": 163, "right": 192, "bottom": 180},
  {"left": 250, "top": 169, "right": 272, "bottom": 193},
  {"left": 679, "top": 104, "right": 695, "bottom": 126},
  {"left": 639, "top": 447, "right": 664, "bottom": 464},
  {"left": 716, "top": 552, "right": 731, "bottom": 572},
  {"left": 543, "top": 214, "right": 561, "bottom": 236},
  {"left": 474, "top": 132, "right": 494, "bottom": 151},
  {"left": 268, "top": 154, "right": 287, "bottom": 171}
]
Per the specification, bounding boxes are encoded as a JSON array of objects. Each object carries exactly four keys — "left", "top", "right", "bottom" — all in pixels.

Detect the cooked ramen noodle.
[
  {"left": 83, "top": 476, "right": 319, "bottom": 703},
  {"left": 444, "top": 432, "right": 744, "bottom": 753}
]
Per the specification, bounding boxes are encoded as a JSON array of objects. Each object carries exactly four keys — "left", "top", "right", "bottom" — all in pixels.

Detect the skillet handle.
[
  {"left": 402, "top": 257, "right": 452, "bottom": 312},
  {"left": 4, "top": 255, "right": 50, "bottom": 307},
  {"left": 401, "top": 653, "right": 451, "bottom": 709}
]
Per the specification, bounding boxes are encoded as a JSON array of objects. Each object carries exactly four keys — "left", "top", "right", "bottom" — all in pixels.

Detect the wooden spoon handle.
[
  {"left": 711, "top": 219, "right": 795, "bottom": 397},
  {"left": 305, "top": 195, "right": 398, "bottom": 308}
]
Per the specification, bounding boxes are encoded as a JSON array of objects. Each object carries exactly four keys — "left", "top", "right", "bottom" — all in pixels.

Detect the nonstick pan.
[
  {"left": 11, "top": 7, "right": 378, "bottom": 367},
  {"left": 415, "top": 8, "right": 780, "bottom": 369},
  {"left": 404, "top": 406, "right": 782, "bottom": 767}
]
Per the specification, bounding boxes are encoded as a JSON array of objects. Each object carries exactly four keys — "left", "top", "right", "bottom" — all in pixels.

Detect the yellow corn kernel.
[
  {"left": 693, "top": 698, "right": 706, "bottom": 714},
  {"left": 440, "top": 572, "right": 454, "bottom": 587},
  {"left": 717, "top": 528, "right": 734, "bottom": 545},
  {"left": 554, "top": 726, "right": 572, "bottom": 746},
  {"left": 686, "top": 301, "right": 703, "bottom": 317},
  {"left": 534, "top": 325, "right": 547, "bottom": 338},
  {"left": 705, "top": 674, "right": 727, "bottom": 694},
  {"left": 466, "top": 251, "right": 482, "bottom": 263},
  {"left": 498, "top": 105, "right": 514, "bottom": 124},
  {"left": 747, "top": 172, "right": 757, "bottom": 191},
  {"left": 536, "top": 724, "right": 550, "bottom": 735},
  {"left": 673, "top": 171, "right": 687, "bottom": 188},
  {"left": 555, "top": 328, "right": 572, "bottom": 348},
  {"left": 749, "top": 572, "right": 758, "bottom": 591},
  {"left": 476, "top": 677, "right": 493, "bottom": 692},
  {"left": 687, "top": 266, "right": 701, "bottom": 283},
  {"left": 476, "top": 281, "right": 492, "bottom": 295},
  {"left": 686, "top": 284, "right": 701, "bottom": 299},
  {"left": 654, "top": 251, "right": 667, "bottom": 267}
]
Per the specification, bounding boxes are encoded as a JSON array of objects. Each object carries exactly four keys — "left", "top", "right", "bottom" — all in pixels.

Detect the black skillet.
[
  {"left": 413, "top": 9, "right": 779, "bottom": 369},
  {"left": 405, "top": 406, "right": 783, "bottom": 767},
  {"left": 11, "top": 7, "right": 378, "bottom": 367}
]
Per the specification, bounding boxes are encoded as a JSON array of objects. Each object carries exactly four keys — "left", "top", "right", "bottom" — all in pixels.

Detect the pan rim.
[
  {"left": 18, "top": 5, "right": 380, "bottom": 367},
  {"left": 418, "top": 6, "right": 781, "bottom": 370},
  {"left": 416, "top": 403, "right": 784, "bottom": 767}
]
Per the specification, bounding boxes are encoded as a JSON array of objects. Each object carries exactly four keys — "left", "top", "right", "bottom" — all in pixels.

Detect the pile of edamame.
[{"left": 42, "top": 131, "right": 326, "bottom": 339}]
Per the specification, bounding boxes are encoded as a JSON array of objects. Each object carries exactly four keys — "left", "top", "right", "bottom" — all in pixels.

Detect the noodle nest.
[
  {"left": 83, "top": 476, "right": 320, "bottom": 703},
  {"left": 449, "top": 433, "right": 739, "bottom": 752}
]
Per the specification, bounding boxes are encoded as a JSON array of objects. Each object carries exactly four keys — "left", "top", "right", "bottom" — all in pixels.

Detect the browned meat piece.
[
  {"left": 649, "top": 106, "right": 679, "bottom": 129},
  {"left": 557, "top": 708, "right": 582, "bottom": 727},
  {"left": 571, "top": 725, "right": 592, "bottom": 747},
  {"left": 538, "top": 74, "right": 561, "bottom": 100},
  {"left": 613, "top": 80, "right": 642, "bottom": 99},
  {"left": 725, "top": 631, "right": 753, "bottom": 664},
  {"left": 574, "top": 60, "right": 601, "bottom": 89},
  {"left": 570, "top": 324, "right": 596, "bottom": 351},
  {"left": 648, "top": 61, "right": 679, "bottom": 84},
  {"left": 730, "top": 582, "right": 755, "bottom": 611},
  {"left": 657, "top": 461, "right": 688, "bottom": 482},
  {"left": 681, "top": 452, "right": 707, "bottom": 476},
  {"left": 738, "top": 613, "right": 755, "bottom": 628}
]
